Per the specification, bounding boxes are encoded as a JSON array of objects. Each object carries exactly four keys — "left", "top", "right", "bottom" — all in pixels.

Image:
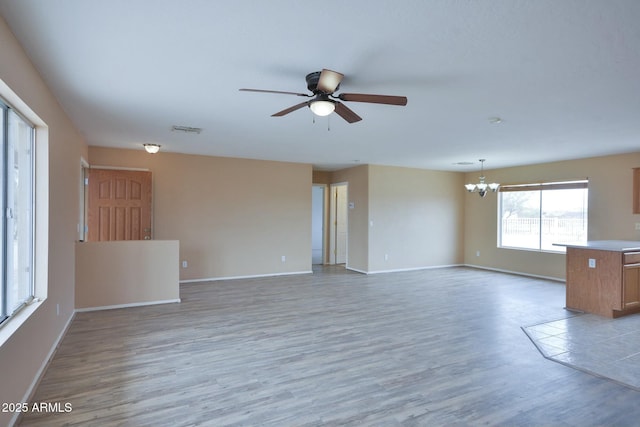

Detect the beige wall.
[
  {"left": 312, "top": 170, "right": 331, "bottom": 184},
  {"left": 0, "top": 15, "right": 87, "bottom": 427},
  {"left": 88, "top": 147, "right": 313, "bottom": 280},
  {"left": 368, "top": 165, "right": 465, "bottom": 272},
  {"left": 325, "top": 164, "right": 464, "bottom": 273},
  {"left": 76, "top": 241, "right": 180, "bottom": 309},
  {"left": 464, "top": 152, "right": 640, "bottom": 279}
]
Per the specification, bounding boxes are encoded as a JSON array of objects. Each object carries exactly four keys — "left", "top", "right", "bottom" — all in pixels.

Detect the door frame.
[
  {"left": 79, "top": 157, "right": 89, "bottom": 242},
  {"left": 311, "top": 184, "right": 327, "bottom": 265},
  {"left": 329, "top": 182, "right": 348, "bottom": 265}
]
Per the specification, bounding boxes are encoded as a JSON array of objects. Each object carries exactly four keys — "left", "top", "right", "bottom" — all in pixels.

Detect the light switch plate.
[{"left": 588, "top": 258, "right": 596, "bottom": 268}]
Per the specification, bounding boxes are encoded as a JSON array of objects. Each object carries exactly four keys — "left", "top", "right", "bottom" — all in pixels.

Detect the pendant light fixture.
[
  {"left": 464, "top": 159, "right": 499, "bottom": 197},
  {"left": 143, "top": 143, "right": 161, "bottom": 154}
]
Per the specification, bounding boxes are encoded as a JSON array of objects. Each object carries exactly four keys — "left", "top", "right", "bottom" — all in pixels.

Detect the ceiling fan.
[{"left": 239, "top": 69, "right": 407, "bottom": 123}]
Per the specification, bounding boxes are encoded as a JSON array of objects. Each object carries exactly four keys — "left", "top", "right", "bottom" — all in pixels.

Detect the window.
[
  {"left": 0, "top": 99, "right": 35, "bottom": 326},
  {"left": 498, "top": 180, "right": 588, "bottom": 252}
]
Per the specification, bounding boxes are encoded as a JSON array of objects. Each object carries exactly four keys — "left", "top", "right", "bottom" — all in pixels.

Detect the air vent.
[{"left": 171, "top": 125, "right": 202, "bottom": 134}]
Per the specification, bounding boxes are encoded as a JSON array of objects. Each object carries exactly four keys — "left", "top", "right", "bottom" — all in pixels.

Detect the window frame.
[
  {"left": 0, "top": 98, "right": 36, "bottom": 327},
  {"left": 0, "top": 79, "right": 48, "bottom": 348},
  {"left": 497, "top": 180, "right": 588, "bottom": 253},
  {"left": 0, "top": 101, "right": 5, "bottom": 324}
]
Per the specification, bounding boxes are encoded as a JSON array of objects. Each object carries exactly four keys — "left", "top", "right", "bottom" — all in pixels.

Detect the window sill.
[
  {"left": 0, "top": 298, "right": 45, "bottom": 348},
  {"left": 498, "top": 246, "right": 567, "bottom": 255}
]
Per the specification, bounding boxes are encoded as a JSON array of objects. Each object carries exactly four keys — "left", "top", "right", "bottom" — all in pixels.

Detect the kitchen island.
[{"left": 563, "top": 240, "right": 640, "bottom": 318}]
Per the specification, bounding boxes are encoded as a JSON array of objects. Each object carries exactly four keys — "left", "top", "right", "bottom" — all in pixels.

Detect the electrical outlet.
[
  {"left": 182, "top": 260, "right": 188, "bottom": 268},
  {"left": 588, "top": 258, "right": 596, "bottom": 268},
  {"left": 476, "top": 250, "right": 480, "bottom": 257},
  {"left": 384, "top": 253, "right": 389, "bottom": 261},
  {"left": 635, "top": 223, "right": 640, "bottom": 231},
  {"left": 281, "top": 255, "right": 286, "bottom": 263}
]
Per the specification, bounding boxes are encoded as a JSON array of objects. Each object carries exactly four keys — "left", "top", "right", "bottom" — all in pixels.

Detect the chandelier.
[{"left": 464, "top": 159, "right": 499, "bottom": 197}]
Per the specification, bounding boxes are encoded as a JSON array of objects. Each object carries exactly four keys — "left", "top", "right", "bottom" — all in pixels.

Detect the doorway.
[
  {"left": 86, "top": 168, "right": 153, "bottom": 241},
  {"left": 329, "top": 183, "right": 348, "bottom": 265},
  {"left": 311, "top": 185, "right": 325, "bottom": 264}
]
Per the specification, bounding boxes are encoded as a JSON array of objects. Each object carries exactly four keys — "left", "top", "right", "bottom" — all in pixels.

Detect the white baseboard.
[
  {"left": 75, "top": 298, "right": 181, "bottom": 312},
  {"left": 464, "top": 264, "right": 565, "bottom": 282},
  {"left": 11, "top": 310, "right": 76, "bottom": 427},
  {"left": 180, "top": 270, "right": 313, "bottom": 284},
  {"left": 367, "top": 264, "right": 464, "bottom": 275},
  {"left": 347, "top": 264, "right": 463, "bottom": 275}
]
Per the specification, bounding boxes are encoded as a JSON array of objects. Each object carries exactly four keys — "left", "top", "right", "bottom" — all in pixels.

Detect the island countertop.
[{"left": 558, "top": 240, "right": 640, "bottom": 252}]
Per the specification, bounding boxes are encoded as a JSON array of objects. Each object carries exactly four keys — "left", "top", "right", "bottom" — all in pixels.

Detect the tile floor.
[{"left": 523, "top": 313, "right": 640, "bottom": 391}]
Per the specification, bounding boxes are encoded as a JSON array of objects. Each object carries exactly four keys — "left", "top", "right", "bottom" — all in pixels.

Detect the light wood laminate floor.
[{"left": 19, "top": 266, "right": 640, "bottom": 426}]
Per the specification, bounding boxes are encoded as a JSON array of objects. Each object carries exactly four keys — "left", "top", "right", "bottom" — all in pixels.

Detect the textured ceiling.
[{"left": 0, "top": 0, "right": 639, "bottom": 171}]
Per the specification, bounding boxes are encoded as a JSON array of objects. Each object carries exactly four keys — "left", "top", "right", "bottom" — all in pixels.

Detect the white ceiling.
[{"left": 0, "top": 0, "right": 639, "bottom": 171}]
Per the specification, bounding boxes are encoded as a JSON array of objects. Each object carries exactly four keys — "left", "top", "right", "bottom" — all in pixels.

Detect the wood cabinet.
[
  {"left": 566, "top": 246, "right": 640, "bottom": 318},
  {"left": 622, "top": 253, "right": 640, "bottom": 309},
  {"left": 634, "top": 168, "right": 640, "bottom": 214},
  {"left": 566, "top": 247, "right": 622, "bottom": 317}
]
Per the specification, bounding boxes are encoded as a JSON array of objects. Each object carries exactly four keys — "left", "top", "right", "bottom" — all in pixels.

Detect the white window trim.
[
  {"left": 497, "top": 179, "right": 588, "bottom": 253},
  {"left": 0, "top": 79, "right": 49, "bottom": 346}
]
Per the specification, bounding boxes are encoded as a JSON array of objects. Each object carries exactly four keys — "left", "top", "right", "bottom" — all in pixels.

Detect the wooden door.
[
  {"left": 87, "top": 169, "right": 152, "bottom": 241},
  {"left": 623, "top": 265, "right": 640, "bottom": 309}
]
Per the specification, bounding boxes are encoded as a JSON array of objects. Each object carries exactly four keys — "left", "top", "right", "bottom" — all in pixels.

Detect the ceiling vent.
[{"left": 171, "top": 125, "right": 202, "bottom": 134}]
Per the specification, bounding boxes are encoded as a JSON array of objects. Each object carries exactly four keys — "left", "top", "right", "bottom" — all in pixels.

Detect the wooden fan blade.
[
  {"left": 240, "top": 88, "right": 310, "bottom": 97},
  {"left": 334, "top": 102, "right": 362, "bottom": 123},
  {"left": 338, "top": 93, "right": 407, "bottom": 106},
  {"left": 272, "top": 101, "right": 311, "bottom": 117},
  {"left": 316, "top": 69, "right": 344, "bottom": 94}
]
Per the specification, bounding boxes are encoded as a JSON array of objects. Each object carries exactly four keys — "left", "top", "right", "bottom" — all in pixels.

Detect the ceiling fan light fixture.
[
  {"left": 143, "top": 143, "right": 161, "bottom": 154},
  {"left": 240, "top": 68, "right": 406, "bottom": 123},
  {"left": 309, "top": 100, "right": 335, "bottom": 117}
]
